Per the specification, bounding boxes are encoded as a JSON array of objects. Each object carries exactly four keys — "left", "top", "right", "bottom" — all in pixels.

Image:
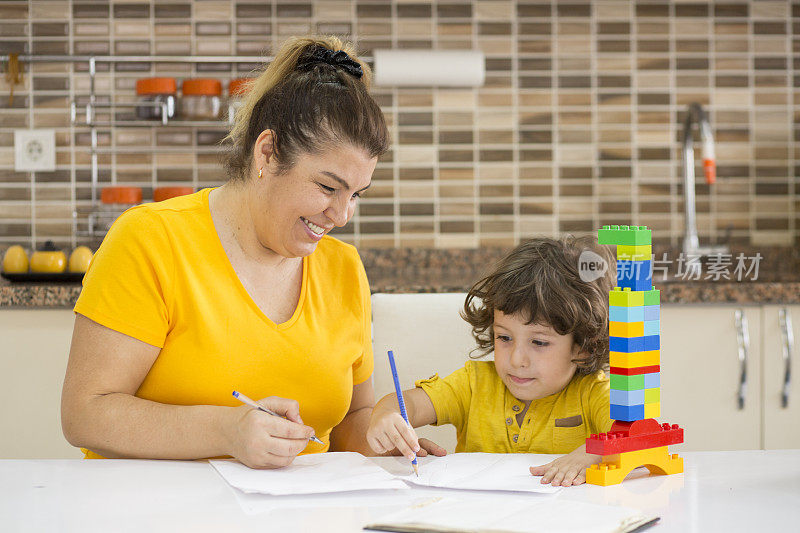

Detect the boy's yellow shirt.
[{"left": 416, "top": 361, "right": 612, "bottom": 454}]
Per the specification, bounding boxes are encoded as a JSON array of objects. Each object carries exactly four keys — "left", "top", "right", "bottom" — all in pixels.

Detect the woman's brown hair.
[
  {"left": 461, "top": 236, "right": 615, "bottom": 374},
  {"left": 224, "top": 36, "right": 389, "bottom": 179}
]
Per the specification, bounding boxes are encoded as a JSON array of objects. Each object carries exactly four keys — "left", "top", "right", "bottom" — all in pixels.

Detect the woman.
[{"left": 61, "top": 36, "right": 444, "bottom": 468}]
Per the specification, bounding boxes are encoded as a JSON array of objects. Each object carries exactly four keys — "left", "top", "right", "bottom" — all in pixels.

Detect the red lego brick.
[
  {"left": 610, "top": 365, "right": 660, "bottom": 376},
  {"left": 585, "top": 418, "right": 684, "bottom": 455}
]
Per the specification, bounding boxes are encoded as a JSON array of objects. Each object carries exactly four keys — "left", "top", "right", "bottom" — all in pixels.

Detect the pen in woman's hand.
[{"left": 232, "top": 390, "right": 324, "bottom": 445}]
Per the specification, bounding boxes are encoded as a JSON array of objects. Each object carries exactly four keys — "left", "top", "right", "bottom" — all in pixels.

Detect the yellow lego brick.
[
  {"left": 644, "top": 388, "right": 660, "bottom": 403},
  {"left": 609, "top": 321, "right": 644, "bottom": 338},
  {"left": 610, "top": 350, "right": 660, "bottom": 368},
  {"left": 617, "top": 244, "right": 652, "bottom": 261},
  {"left": 644, "top": 402, "right": 661, "bottom": 418},
  {"left": 608, "top": 287, "right": 645, "bottom": 307},
  {"left": 585, "top": 446, "right": 683, "bottom": 486}
]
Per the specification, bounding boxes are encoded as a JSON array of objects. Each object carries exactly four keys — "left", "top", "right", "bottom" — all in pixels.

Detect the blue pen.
[
  {"left": 232, "top": 390, "right": 324, "bottom": 445},
  {"left": 387, "top": 350, "right": 419, "bottom": 477}
]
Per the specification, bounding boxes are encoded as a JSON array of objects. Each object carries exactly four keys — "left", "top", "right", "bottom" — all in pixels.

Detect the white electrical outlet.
[{"left": 14, "top": 129, "right": 56, "bottom": 172}]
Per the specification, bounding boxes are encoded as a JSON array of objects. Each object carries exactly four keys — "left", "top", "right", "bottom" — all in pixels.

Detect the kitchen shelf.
[
  {"left": 91, "top": 146, "right": 229, "bottom": 154},
  {"left": 0, "top": 54, "right": 273, "bottom": 239},
  {"left": 35, "top": 54, "right": 268, "bottom": 239},
  {"left": 75, "top": 120, "right": 232, "bottom": 129}
]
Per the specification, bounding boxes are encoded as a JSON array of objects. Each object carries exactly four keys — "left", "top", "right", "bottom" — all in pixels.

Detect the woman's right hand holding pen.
[
  {"left": 367, "top": 389, "right": 447, "bottom": 461},
  {"left": 225, "top": 396, "right": 316, "bottom": 469}
]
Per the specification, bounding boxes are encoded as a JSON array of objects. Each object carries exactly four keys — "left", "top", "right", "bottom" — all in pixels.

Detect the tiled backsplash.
[{"left": 1, "top": 0, "right": 798, "bottom": 248}]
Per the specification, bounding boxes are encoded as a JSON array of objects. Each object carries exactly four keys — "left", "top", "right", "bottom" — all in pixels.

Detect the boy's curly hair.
[{"left": 461, "top": 236, "right": 615, "bottom": 374}]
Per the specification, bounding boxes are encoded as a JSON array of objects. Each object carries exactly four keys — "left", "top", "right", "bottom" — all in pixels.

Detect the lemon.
[
  {"left": 68, "top": 246, "right": 93, "bottom": 273},
  {"left": 2, "top": 245, "right": 29, "bottom": 273}
]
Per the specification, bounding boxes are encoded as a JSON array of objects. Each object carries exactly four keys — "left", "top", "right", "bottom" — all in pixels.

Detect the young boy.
[{"left": 367, "top": 236, "right": 616, "bottom": 486}]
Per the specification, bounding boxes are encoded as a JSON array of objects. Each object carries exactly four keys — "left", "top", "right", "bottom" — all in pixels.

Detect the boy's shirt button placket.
[
  {"left": 512, "top": 404, "right": 521, "bottom": 412},
  {"left": 505, "top": 417, "right": 513, "bottom": 425}
]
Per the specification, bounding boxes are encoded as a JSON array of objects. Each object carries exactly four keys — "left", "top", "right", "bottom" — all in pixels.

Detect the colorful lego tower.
[{"left": 585, "top": 225, "right": 685, "bottom": 486}]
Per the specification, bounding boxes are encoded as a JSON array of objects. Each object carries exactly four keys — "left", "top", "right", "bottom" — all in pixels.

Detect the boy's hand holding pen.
[
  {"left": 366, "top": 351, "right": 448, "bottom": 476},
  {"left": 367, "top": 398, "right": 423, "bottom": 463}
]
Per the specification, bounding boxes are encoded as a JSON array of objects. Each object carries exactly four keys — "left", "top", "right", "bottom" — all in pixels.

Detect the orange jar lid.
[
  {"left": 182, "top": 78, "right": 222, "bottom": 96},
  {"left": 228, "top": 78, "right": 253, "bottom": 97},
  {"left": 153, "top": 186, "right": 194, "bottom": 203},
  {"left": 101, "top": 186, "right": 142, "bottom": 205},
  {"left": 136, "top": 77, "right": 177, "bottom": 95}
]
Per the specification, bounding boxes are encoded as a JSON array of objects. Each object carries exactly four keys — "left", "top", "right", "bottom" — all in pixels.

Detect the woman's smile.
[{"left": 300, "top": 217, "right": 327, "bottom": 239}]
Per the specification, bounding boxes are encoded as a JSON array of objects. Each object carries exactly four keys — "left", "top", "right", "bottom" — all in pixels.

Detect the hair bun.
[{"left": 296, "top": 45, "right": 364, "bottom": 79}]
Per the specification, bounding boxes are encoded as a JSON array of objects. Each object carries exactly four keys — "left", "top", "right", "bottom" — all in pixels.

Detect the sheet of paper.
[
  {"left": 366, "top": 496, "right": 656, "bottom": 533},
  {"left": 229, "top": 487, "right": 411, "bottom": 515},
  {"left": 392, "top": 453, "right": 562, "bottom": 494},
  {"left": 210, "top": 452, "right": 408, "bottom": 496}
]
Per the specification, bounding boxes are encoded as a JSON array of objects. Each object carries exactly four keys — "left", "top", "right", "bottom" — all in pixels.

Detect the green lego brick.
[
  {"left": 608, "top": 287, "right": 645, "bottom": 307},
  {"left": 643, "top": 289, "right": 660, "bottom": 306},
  {"left": 645, "top": 388, "right": 660, "bottom": 403},
  {"left": 598, "top": 225, "right": 652, "bottom": 246},
  {"left": 611, "top": 373, "right": 645, "bottom": 391},
  {"left": 617, "top": 244, "right": 652, "bottom": 261}
]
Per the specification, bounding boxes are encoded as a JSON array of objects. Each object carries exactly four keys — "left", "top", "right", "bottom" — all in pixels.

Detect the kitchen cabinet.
[
  {"left": 660, "top": 305, "right": 762, "bottom": 451},
  {"left": 0, "top": 310, "right": 81, "bottom": 458},
  {"left": 661, "top": 304, "right": 800, "bottom": 451},
  {"left": 761, "top": 305, "right": 800, "bottom": 449},
  {"left": 1, "top": 299, "right": 797, "bottom": 459}
]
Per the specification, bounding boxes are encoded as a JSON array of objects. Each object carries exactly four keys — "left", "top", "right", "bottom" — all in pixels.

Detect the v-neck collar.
[{"left": 203, "top": 187, "right": 309, "bottom": 330}]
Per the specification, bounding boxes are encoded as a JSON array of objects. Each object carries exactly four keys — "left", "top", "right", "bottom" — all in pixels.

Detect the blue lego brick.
[
  {"left": 643, "top": 320, "right": 660, "bottom": 336},
  {"left": 610, "top": 336, "right": 644, "bottom": 353},
  {"left": 644, "top": 305, "right": 660, "bottom": 321},
  {"left": 610, "top": 404, "right": 645, "bottom": 422},
  {"left": 618, "top": 276, "right": 653, "bottom": 292},
  {"left": 616, "top": 258, "right": 653, "bottom": 291},
  {"left": 643, "top": 335, "right": 660, "bottom": 351},
  {"left": 644, "top": 372, "right": 661, "bottom": 388},
  {"left": 610, "top": 305, "right": 645, "bottom": 323},
  {"left": 598, "top": 225, "right": 652, "bottom": 246},
  {"left": 610, "top": 389, "right": 645, "bottom": 406},
  {"left": 616, "top": 260, "right": 652, "bottom": 282}
]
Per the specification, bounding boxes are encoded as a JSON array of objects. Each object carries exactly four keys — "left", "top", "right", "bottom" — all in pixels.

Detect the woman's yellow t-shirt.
[
  {"left": 74, "top": 188, "right": 373, "bottom": 459},
  {"left": 416, "top": 361, "right": 612, "bottom": 454}
]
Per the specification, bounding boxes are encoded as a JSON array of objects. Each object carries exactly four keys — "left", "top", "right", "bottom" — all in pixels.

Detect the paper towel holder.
[{"left": 372, "top": 49, "right": 485, "bottom": 87}]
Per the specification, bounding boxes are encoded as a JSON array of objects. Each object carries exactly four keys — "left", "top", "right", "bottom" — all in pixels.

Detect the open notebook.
[{"left": 364, "top": 497, "right": 659, "bottom": 533}]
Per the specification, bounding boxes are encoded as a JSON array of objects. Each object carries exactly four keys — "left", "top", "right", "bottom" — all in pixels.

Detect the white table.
[{"left": 1, "top": 450, "right": 798, "bottom": 532}]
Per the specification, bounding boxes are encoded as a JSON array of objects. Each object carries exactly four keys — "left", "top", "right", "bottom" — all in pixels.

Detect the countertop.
[
  {"left": 1, "top": 451, "right": 798, "bottom": 532},
  {"left": 2, "top": 246, "right": 799, "bottom": 308}
]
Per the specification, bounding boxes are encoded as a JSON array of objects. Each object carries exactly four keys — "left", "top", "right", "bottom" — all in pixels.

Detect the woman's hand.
[
  {"left": 529, "top": 445, "right": 601, "bottom": 486},
  {"left": 225, "top": 396, "right": 316, "bottom": 469}
]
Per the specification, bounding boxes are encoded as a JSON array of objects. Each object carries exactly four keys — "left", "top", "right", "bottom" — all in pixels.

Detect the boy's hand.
[
  {"left": 416, "top": 438, "right": 447, "bottom": 457},
  {"left": 367, "top": 410, "right": 422, "bottom": 461},
  {"left": 529, "top": 445, "right": 601, "bottom": 486}
]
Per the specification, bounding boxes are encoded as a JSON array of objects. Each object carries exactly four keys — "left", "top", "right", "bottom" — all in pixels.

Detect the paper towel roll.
[{"left": 373, "top": 49, "right": 485, "bottom": 87}]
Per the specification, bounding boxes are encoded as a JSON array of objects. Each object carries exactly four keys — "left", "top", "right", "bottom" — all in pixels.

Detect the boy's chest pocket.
[{"left": 552, "top": 414, "right": 587, "bottom": 454}]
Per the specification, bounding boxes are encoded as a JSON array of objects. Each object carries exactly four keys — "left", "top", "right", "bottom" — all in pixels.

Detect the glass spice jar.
[
  {"left": 98, "top": 186, "right": 142, "bottom": 231},
  {"left": 226, "top": 78, "right": 253, "bottom": 122},
  {"left": 153, "top": 186, "right": 194, "bottom": 203},
  {"left": 135, "top": 78, "right": 177, "bottom": 121},
  {"left": 181, "top": 78, "right": 223, "bottom": 120}
]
